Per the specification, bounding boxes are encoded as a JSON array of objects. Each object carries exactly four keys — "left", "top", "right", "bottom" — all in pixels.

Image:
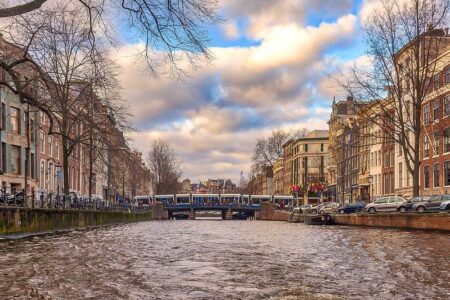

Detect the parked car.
[
  {"left": 318, "top": 202, "right": 339, "bottom": 214},
  {"left": 293, "top": 204, "right": 312, "bottom": 213},
  {"left": 397, "top": 196, "right": 432, "bottom": 212},
  {"left": 413, "top": 195, "right": 450, "bottom": 212},
  {"left": 440, "top": 200, "right": 450, "bottom": 210},
  {"left": 337, "top": 201, "right": 366, "bottom": 214},
  {"left": 365, "top": 196, "right": 406, "bottom": 213},
  {"left": 311, "top": 203, "right": 327, "bottom": 214}
]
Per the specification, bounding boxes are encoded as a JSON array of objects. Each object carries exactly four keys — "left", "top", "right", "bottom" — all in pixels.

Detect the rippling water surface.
[{"left": 0, "top": 220, "right": 449, "bottom": 299}]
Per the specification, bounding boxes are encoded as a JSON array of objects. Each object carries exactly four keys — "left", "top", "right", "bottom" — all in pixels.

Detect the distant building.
[
  {"left": 291, "top": 130, "right": 329, "bottom": 186},
  {"left": 179, "top": 178, "right": 192, "bottom": 193},
  {"left": 273, "top": 158, "right": 284, "bottom": 195},
  {"left": 282, "top": 139, "right": 294, "bottom": 195},
  {"left": 252, "top": 166, "right": 273, "bottom": 195},
  {"left": 329, "top": 96, "right": 365, "bottom": 203}
]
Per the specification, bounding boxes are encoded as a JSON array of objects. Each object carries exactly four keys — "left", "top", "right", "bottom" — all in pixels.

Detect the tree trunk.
[
  {"left": 88, "top": 137, "right": 93, "bottom": 200},
  {"left": 413, "top": 153, "right": 420, "bottom": 197},
  {"left": 24, "top": 109, "right": 30, "bottom": 207},
  {"left": 62, "top": 137, "right": 70, "bottom": 195}
]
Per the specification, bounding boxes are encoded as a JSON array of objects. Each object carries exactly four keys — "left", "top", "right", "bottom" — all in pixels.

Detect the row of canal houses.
[
  {"left": 0, "top": 35, "right": 151, "bottom": 202},
  {"left": 251, "top": 28, "right": 450, "bottom": 204}
]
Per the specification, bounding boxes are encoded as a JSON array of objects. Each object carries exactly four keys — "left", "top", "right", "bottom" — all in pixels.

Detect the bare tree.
[
  {"left": 252, "top": 128, "right": 307, "bottom": 172},
  {"left": 338, "top": 0, "right": 449, "bottom": 196},
  {"left": 3, "top": 6, "right": 124, "bottom": 195},
  {"left": 0, "top": 0, "right": 219, "bottom": 75},
  {"left": 147, "top": 138, "right": 182, "bottom": 194}
]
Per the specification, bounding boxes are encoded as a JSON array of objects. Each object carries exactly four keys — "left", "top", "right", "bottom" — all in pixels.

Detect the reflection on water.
[{"left": 0, "top": 221, "right": 449, "bottom": 299}]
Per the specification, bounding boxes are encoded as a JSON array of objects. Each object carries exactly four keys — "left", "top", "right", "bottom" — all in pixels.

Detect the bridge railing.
[{"left": 0, "top": 188, "right": 152, "bottom": 213}]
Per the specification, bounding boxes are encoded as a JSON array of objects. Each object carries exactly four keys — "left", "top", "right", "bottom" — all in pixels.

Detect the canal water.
[{"left": 0, "top": 221, "right": 449, "bottom": 299}]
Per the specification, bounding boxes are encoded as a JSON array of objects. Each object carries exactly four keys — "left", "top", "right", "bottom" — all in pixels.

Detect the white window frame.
[
  {"left": 40, "top": 130, "right": 45, "bottom": 154},
  {"left": 48, "top": 135, "right": 53, "bottom": 157},
  {"left": 424, "top": 165, "right": 430, "bottom": 189},
  {"left": 423, "top": 104, "right": 430, "bottom": 124},
  {"left": 40, "top": 111, "right": 46, "bottom": 125},
  {"left": 444, "top": 160, "right": 450, "bottom": 187},
  {"left": 433, "top": 162, "right": 440, "bottom": 188}
]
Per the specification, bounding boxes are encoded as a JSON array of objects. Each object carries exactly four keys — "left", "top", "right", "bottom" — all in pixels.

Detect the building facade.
[
  {"left": 273, "top": 158, "right": 284, "bottom": 195},
  {"left": 420, "top": 33, "right": 450, "bottom": 195},
  {"left": 291, "top": 130, "right": 329, "bottom": 187},
  {"left": 329, "top": 96, "right": 364, "bottom": 203}
]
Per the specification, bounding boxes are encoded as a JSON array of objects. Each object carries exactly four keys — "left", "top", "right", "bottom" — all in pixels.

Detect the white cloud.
[{"left": 112, "top": 3, "right": 362, "bottom": 182}]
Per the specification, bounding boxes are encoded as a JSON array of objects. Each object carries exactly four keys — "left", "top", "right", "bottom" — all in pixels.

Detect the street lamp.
[{"left": 368, "top": 175, "right": 374, "bottom": 202}]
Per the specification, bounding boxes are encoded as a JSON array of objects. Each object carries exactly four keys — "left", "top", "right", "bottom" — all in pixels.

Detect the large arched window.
[{"left": 40, "top": 160, "right": 45, "bottom": 189}]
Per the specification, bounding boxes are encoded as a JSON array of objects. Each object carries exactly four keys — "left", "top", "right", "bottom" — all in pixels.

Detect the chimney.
[
  {"left": 347, "top": 95, "right": 353, "bottom": 102},
  {"left": 445, "top": 28, "right": 449, "bottom": 36}
]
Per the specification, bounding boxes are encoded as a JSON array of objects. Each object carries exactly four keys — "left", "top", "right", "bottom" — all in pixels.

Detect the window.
[
  {"left": 48, "top": 136, "right": 53, "bottom": 157},
  {"left": 375, "top": 197, "right": 388, "bottom": 204},
  {"left": 23, "top": 112, "right": 29, "bottom": 138},
  {"left": 433, "top": 101, "right": 440, "bottom": 120},
  {"left": 424, "top": 135, "right": 430, "bottom": 158},
  {"left": 399, "top": 162, "right": 403, "bottom": 188},
  {"left": 40, "top": 131, "right": 45, "bottom": 154},
  {"left": 423, "top": 104, "right": 430, "bottom": 124},
  {"left": 444, "top": 128, "right": 450, "bottom": 153},
  {"left": 424, "top": 165, "right": 430, "bottom": 188},
  {"left": 40, "top": 111, "right": 45, "bottom": 125},
  {"left": 384, "top": 151, "right": 389, "bottom": 167},
  {"left": 425, "top": 78, "right": 431, "bottom": 92},
  {"left": 445, "top": 67, "right": 450, "bottom": 84},
  {"left": 434, "top": 163, "right": 440, "bottom": 188},
  {"left": 444, "top": 161, "right": 450, "bottom": 186},
  {"left": 55, "top": 141, "right": 60, "bottom": 160},
  {"left": 321, "top": 143, "right": 324, "bottom": 152},
  {"left": 1, "top": 142, "right": 5, "bottom": 172},
  {"left": 10, "top": 107, "right": 20, "bottom": 133},
  {"left": 433, "top": 131, "right": 440, "bottom": 156},
  {"left": 304, "top": 144, "right": 308, "bottom": 152},
  {"left": 433, "top": 73, "right": 440, "bottom": 90},
  {"left": 390, "top": 149, "right": 394, "bottom": 166},
  {"left": 384, "top": 174, "right": 389, "bottom": 194},
  {"left": 10, "top": 145, "right": 21, "bottom": 175},
  {"left": 1, "top": 102, "right": 5, "bottom": 130},
  {"left": 407, "top": 169, "right": 411, "bottom": 187},
  {"left": 444, "top": 95, "right": 450, "bottom": 116},
  {"left": 398, "top": 144, "right": 402, "bottom": 157},
  {"left": 30, "top": 153, "right": 35, "bottom": 179}
]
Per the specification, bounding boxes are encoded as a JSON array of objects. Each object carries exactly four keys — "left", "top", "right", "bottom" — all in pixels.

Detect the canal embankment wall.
[
  {"left": 259, "top": 203, "right": 450, "bottom": 231},
  {"left": 0, "top": 207, "right": 153, "bottom": 236},
  {"left": 331, "top": 213, "right": 450, "bottom": 231}
]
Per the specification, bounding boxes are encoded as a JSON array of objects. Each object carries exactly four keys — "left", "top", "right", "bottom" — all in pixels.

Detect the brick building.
[{"left": 420, "top": 32, "right": 450, "bottom": 195}]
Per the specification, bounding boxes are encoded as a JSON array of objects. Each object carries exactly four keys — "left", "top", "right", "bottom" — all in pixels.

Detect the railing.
[{"left": 0, "top": 188, "right": 151, "bottom": 213}]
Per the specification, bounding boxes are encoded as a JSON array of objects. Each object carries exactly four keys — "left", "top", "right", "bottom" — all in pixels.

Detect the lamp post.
[{"left": 368, "top": 175, "right": 373, "bottom": 202}]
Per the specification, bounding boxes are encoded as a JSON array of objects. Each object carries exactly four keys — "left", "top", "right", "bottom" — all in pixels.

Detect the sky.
[{"left": 113, "top": 0, "right": 374, "bottom": 183}]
